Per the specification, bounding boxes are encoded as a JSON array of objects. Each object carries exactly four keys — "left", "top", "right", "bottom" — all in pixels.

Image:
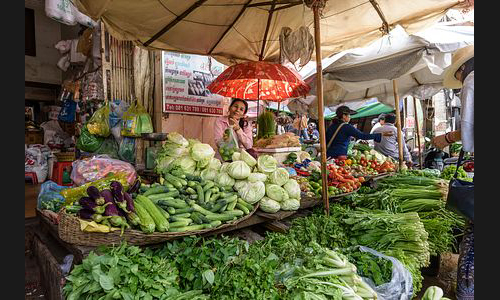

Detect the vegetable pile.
[
  {"left": 254, "top": 132, "right": 301, "bottom": 148},
  {"left": 440, "top": 165, "right": 473, "bottom": 182},
  {"left": 345, "top": 149, "right": 397, "bottom": 176}
]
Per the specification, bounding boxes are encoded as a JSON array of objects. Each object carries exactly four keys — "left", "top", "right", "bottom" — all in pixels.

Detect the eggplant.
[
  {"left": 110, "top": 181, "right": 130, "bottom": 213},
  {"left": 78, "top": 208, "right": 95, "bottom": 220},
  {"left": 87, "top": 186, "right": 105, "bottom": 205},
  {"left": 78, "top": 197, "right": 97, "bottom": 210},
  {"left": 128, "top": 179, "right": 141, "bottom": 194},
  {"left": 101, "top": 189, "right": 130, "bottom": 235},
  {"left": 123, "top": 192, "right": 135, "bottom": 212},
  {"left": 122, "top": 192, "right": 140, "bottom": 226}
]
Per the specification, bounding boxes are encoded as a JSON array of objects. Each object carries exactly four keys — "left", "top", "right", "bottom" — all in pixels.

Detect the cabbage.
[
  {"left": 188, "top": 138, "right": 201, "bottom": 148},
  {"left": 299, "top": 151, "right": 311, "bottom": 162},
  {"left": 216, "top": 172, "right": 235, "bottom": 188},
  {"left": 258, "top": 155, "right": 278, "bottom": 173},
  {"left": 265, "top": 184, "right": 289, "bottom": 202},
  {"left": 240, "top": 149, "right": 257, "bottom": 167},
  {"left": 168, "top": 132, "right": 189, "bottom": 147},
  {"left": 155, "top": 156, "right": 175, "bottom": 173},
  {"left": 259, "top": 197, "right": 280, "bottom": 213},
  {"left": 269, "top": 168, "right": 290, "bottom": 186},
  {"left": 280, "top": 198, "right": 300, "bottom": 211},
  {"left": 232, "top": 152, "right": 241, "bottom": 161},
  {"left": 162, "top": 142, "right": 189, "bottom": 157},
  {"left": 227, "top": 161, "right": 251, "bottom": 180},
  {"left": 238, "top": 181, "right": 265, "bottom": 204},
  {"left": 283, "top": 179, "right": 301, "bottom": 199},
  {"left": 247, "top": 173, "right": 268, "bottom": 183},
  {"left": 233, "top": 180, "right": 248, "bottom": 191},
  {"left": 193, "top": 170, "right": 201, "bottom": 177},
  {"left": 170, "top": 155, "right": 197, "bottom": 174},
  {"left": 191, "top": 143, "right": 215, "bottom": 162},
  {"left": 220, "top": 162, "right": 231, "bottom": 173},
  {"left": 197, "top": 158, "right": 210, "bottom": 169},
  {"left": 208, "top": 158, "right": 222, "bottom": 170},
  {"left": 200, "top": 168, "right": 218, "bottom": 181}
]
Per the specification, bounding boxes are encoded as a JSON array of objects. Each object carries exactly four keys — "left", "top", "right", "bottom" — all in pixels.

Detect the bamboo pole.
[
  {"left": 392, "top": 80, "right": 404, "bottom": 170},
  {"left": 313, "top": 6, "right": 330, "bottom": 215},
  {"left": 413, "top": 97, "right": 423, "bottom": 169}
]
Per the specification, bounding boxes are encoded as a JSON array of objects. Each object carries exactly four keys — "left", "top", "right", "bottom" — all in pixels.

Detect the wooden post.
[
  {"left": 392, "top": 80, "right": 404, "bottom": 170},
  {"left": 413, "top": 97, "right": 423, "bottom": 169},
  {"left": 313, "top": 7, "right": 329, "bottom": 215}
]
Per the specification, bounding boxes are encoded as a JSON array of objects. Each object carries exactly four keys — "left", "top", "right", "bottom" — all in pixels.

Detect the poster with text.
[{"left": 162, "top": 51, "right": 228, "bottom": 116}]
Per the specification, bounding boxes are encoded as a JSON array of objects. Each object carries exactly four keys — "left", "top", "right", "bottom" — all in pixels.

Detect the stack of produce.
[
  {"left": 256, "top": 110, "right": 276, "bottom": 139},
  {"left": 307, "top": 164, "right": 364, "bottom": 197},
  {"left": 254, "top": 132, "right": 301, "bottom": 149},
  {"left": 441, "top": 165, "right": 473, "bottom": 182},
  {"left": 345, "top": 149, "right": 397, "bottom": 176}
]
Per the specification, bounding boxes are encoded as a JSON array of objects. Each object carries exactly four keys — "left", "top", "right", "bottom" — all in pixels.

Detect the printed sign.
[{"left": 162, "top": 51, "right": 228, "bottom": 116}]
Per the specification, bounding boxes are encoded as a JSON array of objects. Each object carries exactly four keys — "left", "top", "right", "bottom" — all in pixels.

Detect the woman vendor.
[
  {"left": 325, "top": 105, "right": 392, "bottom": 159},
  {"left": 214, "top": 98, "right": 253, "bottom": 158}
]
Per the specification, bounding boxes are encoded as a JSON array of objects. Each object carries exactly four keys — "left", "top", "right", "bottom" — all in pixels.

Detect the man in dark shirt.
[{"left": 325, "top": 106, "right": 392, "bottom": 159}]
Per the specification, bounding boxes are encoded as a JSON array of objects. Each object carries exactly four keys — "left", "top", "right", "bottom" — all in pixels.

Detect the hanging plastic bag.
[
  {"left": 109, "top": 99, "right": 129, "bottom": 128},
  {"left": 121, "top": 102, "right": 153, "bottom": 137},
  {"left": 94, "top": 137, "right": 119, "bottom": 159},
  {"left": 356, "top": 246, "right": 414, "bottom": 300},
  {"left": 70, "top": 155, "right": 137, "bottom": 187},
  {"left": 58, "top": 93, "right": 77, "bottom": 123},
  {"left": 76, "top": 124, "right": 104, "bottom": 152},
  {"left": 217, "top": 127, "right": 239, "bottom": 161},
  {"left": 86, "top": 104, "right": 110, "bottom": 137},
  {"left": 118, "top": 137, "right": 136, "bottom": 163}
]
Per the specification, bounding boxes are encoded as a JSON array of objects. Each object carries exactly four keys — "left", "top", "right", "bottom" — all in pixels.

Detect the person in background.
[
  {"left": 307, "top": 122, "right": 320, "bottom": 141},
  {"left": 293, "top": 113, "right": 310, "bottom": 140},
  {"left": 214, "top": 99, "right": 253, "bottom": 156},
  {"left": 431, "top": 45, "right": 474, "bottom": 300},
  {"left": 372, "top": 113, "right": 412, "bottom": 167},
  {"left": 370, "top": 113, "right": 386, "bottom": 134},
  {"left": 325, "top": 105, "right": 392, "bottom": 159}
]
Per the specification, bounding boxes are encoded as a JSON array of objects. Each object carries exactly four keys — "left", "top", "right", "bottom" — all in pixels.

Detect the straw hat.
[{"left": 443, "top": 45, "right": 474, "bottom": 89}]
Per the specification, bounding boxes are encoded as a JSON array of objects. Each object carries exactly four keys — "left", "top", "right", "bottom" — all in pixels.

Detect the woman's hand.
[{"left": 229, "top": 117, "right": 241, "bottom": 131}]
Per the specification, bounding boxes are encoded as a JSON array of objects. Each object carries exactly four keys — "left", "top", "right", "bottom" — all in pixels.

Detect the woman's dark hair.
[
  {"left": 461, "top": 57, "right": 474, "bottom": 83},
  {"left": 384, "top": 113, "right": 396, "bottom": 124},
  {"left": 230, "top": 98, "right": 249, "bottom": 129}
]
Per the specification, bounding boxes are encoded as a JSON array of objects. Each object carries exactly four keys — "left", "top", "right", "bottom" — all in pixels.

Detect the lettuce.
[
  {"left": 280, "top": 198, "right": 300, "bottom": 211},
  {"left": 208, "top": 158, "right": 222, "bottom": 171},
  {"left": 247, "top": 173, "right": 268, "bottom": 183},
  {"left": 233, "top": 180, "right": 248, "bottom": 191},
  {"left": 227, "top": 161, "right": 251, "bottom": 180},
  {"left": 283, "top": 179, "right": 301, "bottom": 199},
  {"left": 240, "top": 149, "right": 257, "bottom": 167},
  {"left": 269, "top": 168, "right": 290, "bottom": 186},
  {"left": 190, "top": 143, "right": 215, "bottom": 162},
  {"left": 220, "top": 162, "right": 231, "bottom": 173},
  {"left": 216, "top": 172, "right": 235, "bottom": 189},
  {"left": 168, "top": 132, "right": 188, "bottom": 147},
  {"left": 200, "top": 168, "right": 218, "bottom": 181},
  {"left": 259, "top": 197, "right": 281, "bottom": 213},
  {"left": 257, "top": 155, "right": 278, "bottom": 173},
  {"left": 265, "top": 184, "right": 289, "bottom": 202},
  {"left": 170, "top": 155, "right": 196, "bottom": 174},
  {"left": 238, "top": 181, "right": 265, "bottom": 204},
  {"left": 232, "top": 152, "right": 241, "bottom": 161}
]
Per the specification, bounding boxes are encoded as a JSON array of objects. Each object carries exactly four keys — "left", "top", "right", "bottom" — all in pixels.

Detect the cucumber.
[
  {"left": 210, "top": 192, "right": 221, "bottom": 202},
  {"left": 173, "top": 207, "right": 194, "bottom": 214},
  {"left": 174, "top": 212, "right": 191, "bottom": 218},
  {"left": 196, "top": 185, "right": 205, "bottom": 203},
  {"left": 205, "top": 190, "right": 213, "bottom": 204},
  {"left": 235, "top": 203, "right": 250, "bottom": 215},
  {"left": 139, "top": 184, "right": 151, "bottom": 193},
  {"left": 165, "top": 174, "right": 183, "bottom": 189},
  {"left": 210, "top": 187, "right": 219, "bottom": 193},
  {"left": 168, "top": 224, "right": 206, "bottom": 232},
  {"left": 226, "top": 200, "right": 237, "bottom": 211},
  {"left": 164, "top": 182, "right": 175, "bottom": 189},
  {"left": 167, "top": 207, "right": 176, "bottom": 215},
  {"left": 169, "top": 219, "right": 192, "bottom": 228},
  {"left": 147, "top": 190, "right": 179, "bottom": 201},
  {"left": 157, "top": 199, "right": 189, "bottom": 209},
  {"left": 155, "top": 204, "right": 170, "bottom": 220},
  {"left": 203, "top": 181, "right": 215, "bottom": 191},
  {"left": 189, "top": 194, "right": 198, "bottom": 200},
  {"left": 219, "top": 204, "right": 228, "bottom": 212},
  {"left": 191, "top": 203, "right": 216, "bottom": 216},
  {"left": 223, "top": 209, "right": 245, "bottom": 217},
  {"left": 186, "top": 187, "right": 197, "bottom": 195},
  {"left": 187, "top": 181, "right": 197, "bottom": 187},
  {"left": 169, "top": 216, "right": 192, "bottom": 223},
  {"left": 185, "top": 174, "right": 202, "bottom": 182},
  {"left": 209, "top": 199, "right": 228, "bottom": 213},
  {"left": 204, "top": 220, "right": 222, "bottom": 229},
  {"left": 143, "top": 186, "right": 171, "bottom": 197},
  {"left": 237, "top": 198, "right": 254, "bottom": 211},
  {"left": 190, "top": 212, "right": 203, "bottom": 224},
  {"left": 205, "top": 213, "right": 238, "bottom": 222}
]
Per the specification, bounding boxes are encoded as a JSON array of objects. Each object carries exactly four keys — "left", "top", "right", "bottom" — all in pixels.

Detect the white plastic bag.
[
  {"left": 357, "top": 246, "right": 414, "bottom": 300},
  {"left": 25, "top": 146, "right": 50, "bottom": 182},
  {"left": 45, "top": 0, "right": 77, "bottom": 26}
]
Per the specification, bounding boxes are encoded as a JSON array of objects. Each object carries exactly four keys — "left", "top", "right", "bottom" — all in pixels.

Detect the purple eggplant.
[
  {"left": 78, "top": 208, "right": 95, "bottom": 220},
  {"left": 110, "top": 181, "right": 130, "bottom": 213},
  {"left": 78, "top": 197, "right": 97, "bottom": 210},
  {"left": 101, "top": 189, "right": 130, "bottom": 235},
  {"left": 123, "top": 192, "right": 135, "bottom": 213},
  {"left": 128, "top": 179, "right": 141, "bottom": 194},
  {"left": 122, "top": 192, "right": 140, "bottom": 226},
  {"left": 87, "top": 186, "right": 105, "bottom": 205}
]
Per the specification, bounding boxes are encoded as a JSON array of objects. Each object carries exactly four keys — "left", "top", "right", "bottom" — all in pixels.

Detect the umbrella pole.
[
  {"left": 313, "top": 6, "right": 329, "bottom": 216},
  {"left": 392, "top": 80, "right": 404, "bottom": 170},
  {"left": 413, "top": 97, "right": 423, "bottom": 169}
]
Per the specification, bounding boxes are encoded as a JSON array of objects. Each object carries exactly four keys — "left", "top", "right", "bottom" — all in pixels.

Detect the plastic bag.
[
  {"left": 61, "top": 172, "right": 130, "bottom": 204},
  {"left": 118, "top": 137, "right": 136, "bottom": 163},
  {"left": 70, "top": 155, "right": 137, "bottom": 186},
  {"left": 25, "top": 146, "right": 49, "bottom": 182},
  {"left": 37, "top": 180, "right": 69, "bottom": 212},
  {"left": 94, "top": 137, "right": 119, "bottom": 159},
  {"left": 58, "top": 93, "right": 77, "bottom": 123},
  {"left": 76, "top": 124, "right": 104, "bottom": 152},
  {"left": 59, "top": 254, "right": 74, "bottom": 276},
  {"left": 121, "top": 102, "right": 153, "bottom": 137},
  {"left": 217, "top": 127, "right": 239, "bottom": 161},
  {"left": 109, "top": 99, "right": 129, "bottom": 128},
  {"left": 87, "top": 104, "right": 110, "bottom": 137},
  {"left": 357, "top": 246, "right": 413, "bottom": 300}
]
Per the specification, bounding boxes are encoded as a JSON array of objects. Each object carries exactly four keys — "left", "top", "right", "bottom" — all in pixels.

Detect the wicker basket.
[
  {"left": 58, "top": 204, "right": 259, "bottom": 246},
  {"left": 54, "top": 152, "right": 75, "bottom": 162}
]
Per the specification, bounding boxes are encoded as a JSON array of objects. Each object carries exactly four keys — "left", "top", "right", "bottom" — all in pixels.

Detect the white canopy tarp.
[
  {"left": 301, "top": 23, "right": 473, "bottom": 118},
  {"left": 74, "top": 0, "right": 467, "bottom": 66}
]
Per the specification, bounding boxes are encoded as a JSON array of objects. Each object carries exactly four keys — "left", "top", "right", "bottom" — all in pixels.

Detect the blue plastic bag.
[
  {"left": 37, "top": 180, "right": 69, "bottom": 212},
  {"left": 58, "top": 93, "right": 77, "bottom": 123}
]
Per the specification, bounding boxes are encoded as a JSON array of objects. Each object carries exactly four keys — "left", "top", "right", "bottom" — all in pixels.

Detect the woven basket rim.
[{"left": 58, "top": 202, "right": 259, "bottom": 246}]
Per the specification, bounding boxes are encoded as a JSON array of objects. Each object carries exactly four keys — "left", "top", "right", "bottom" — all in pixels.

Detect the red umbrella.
[{"left": 207, "top": 61, "right": 310, "bottom": 102}]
